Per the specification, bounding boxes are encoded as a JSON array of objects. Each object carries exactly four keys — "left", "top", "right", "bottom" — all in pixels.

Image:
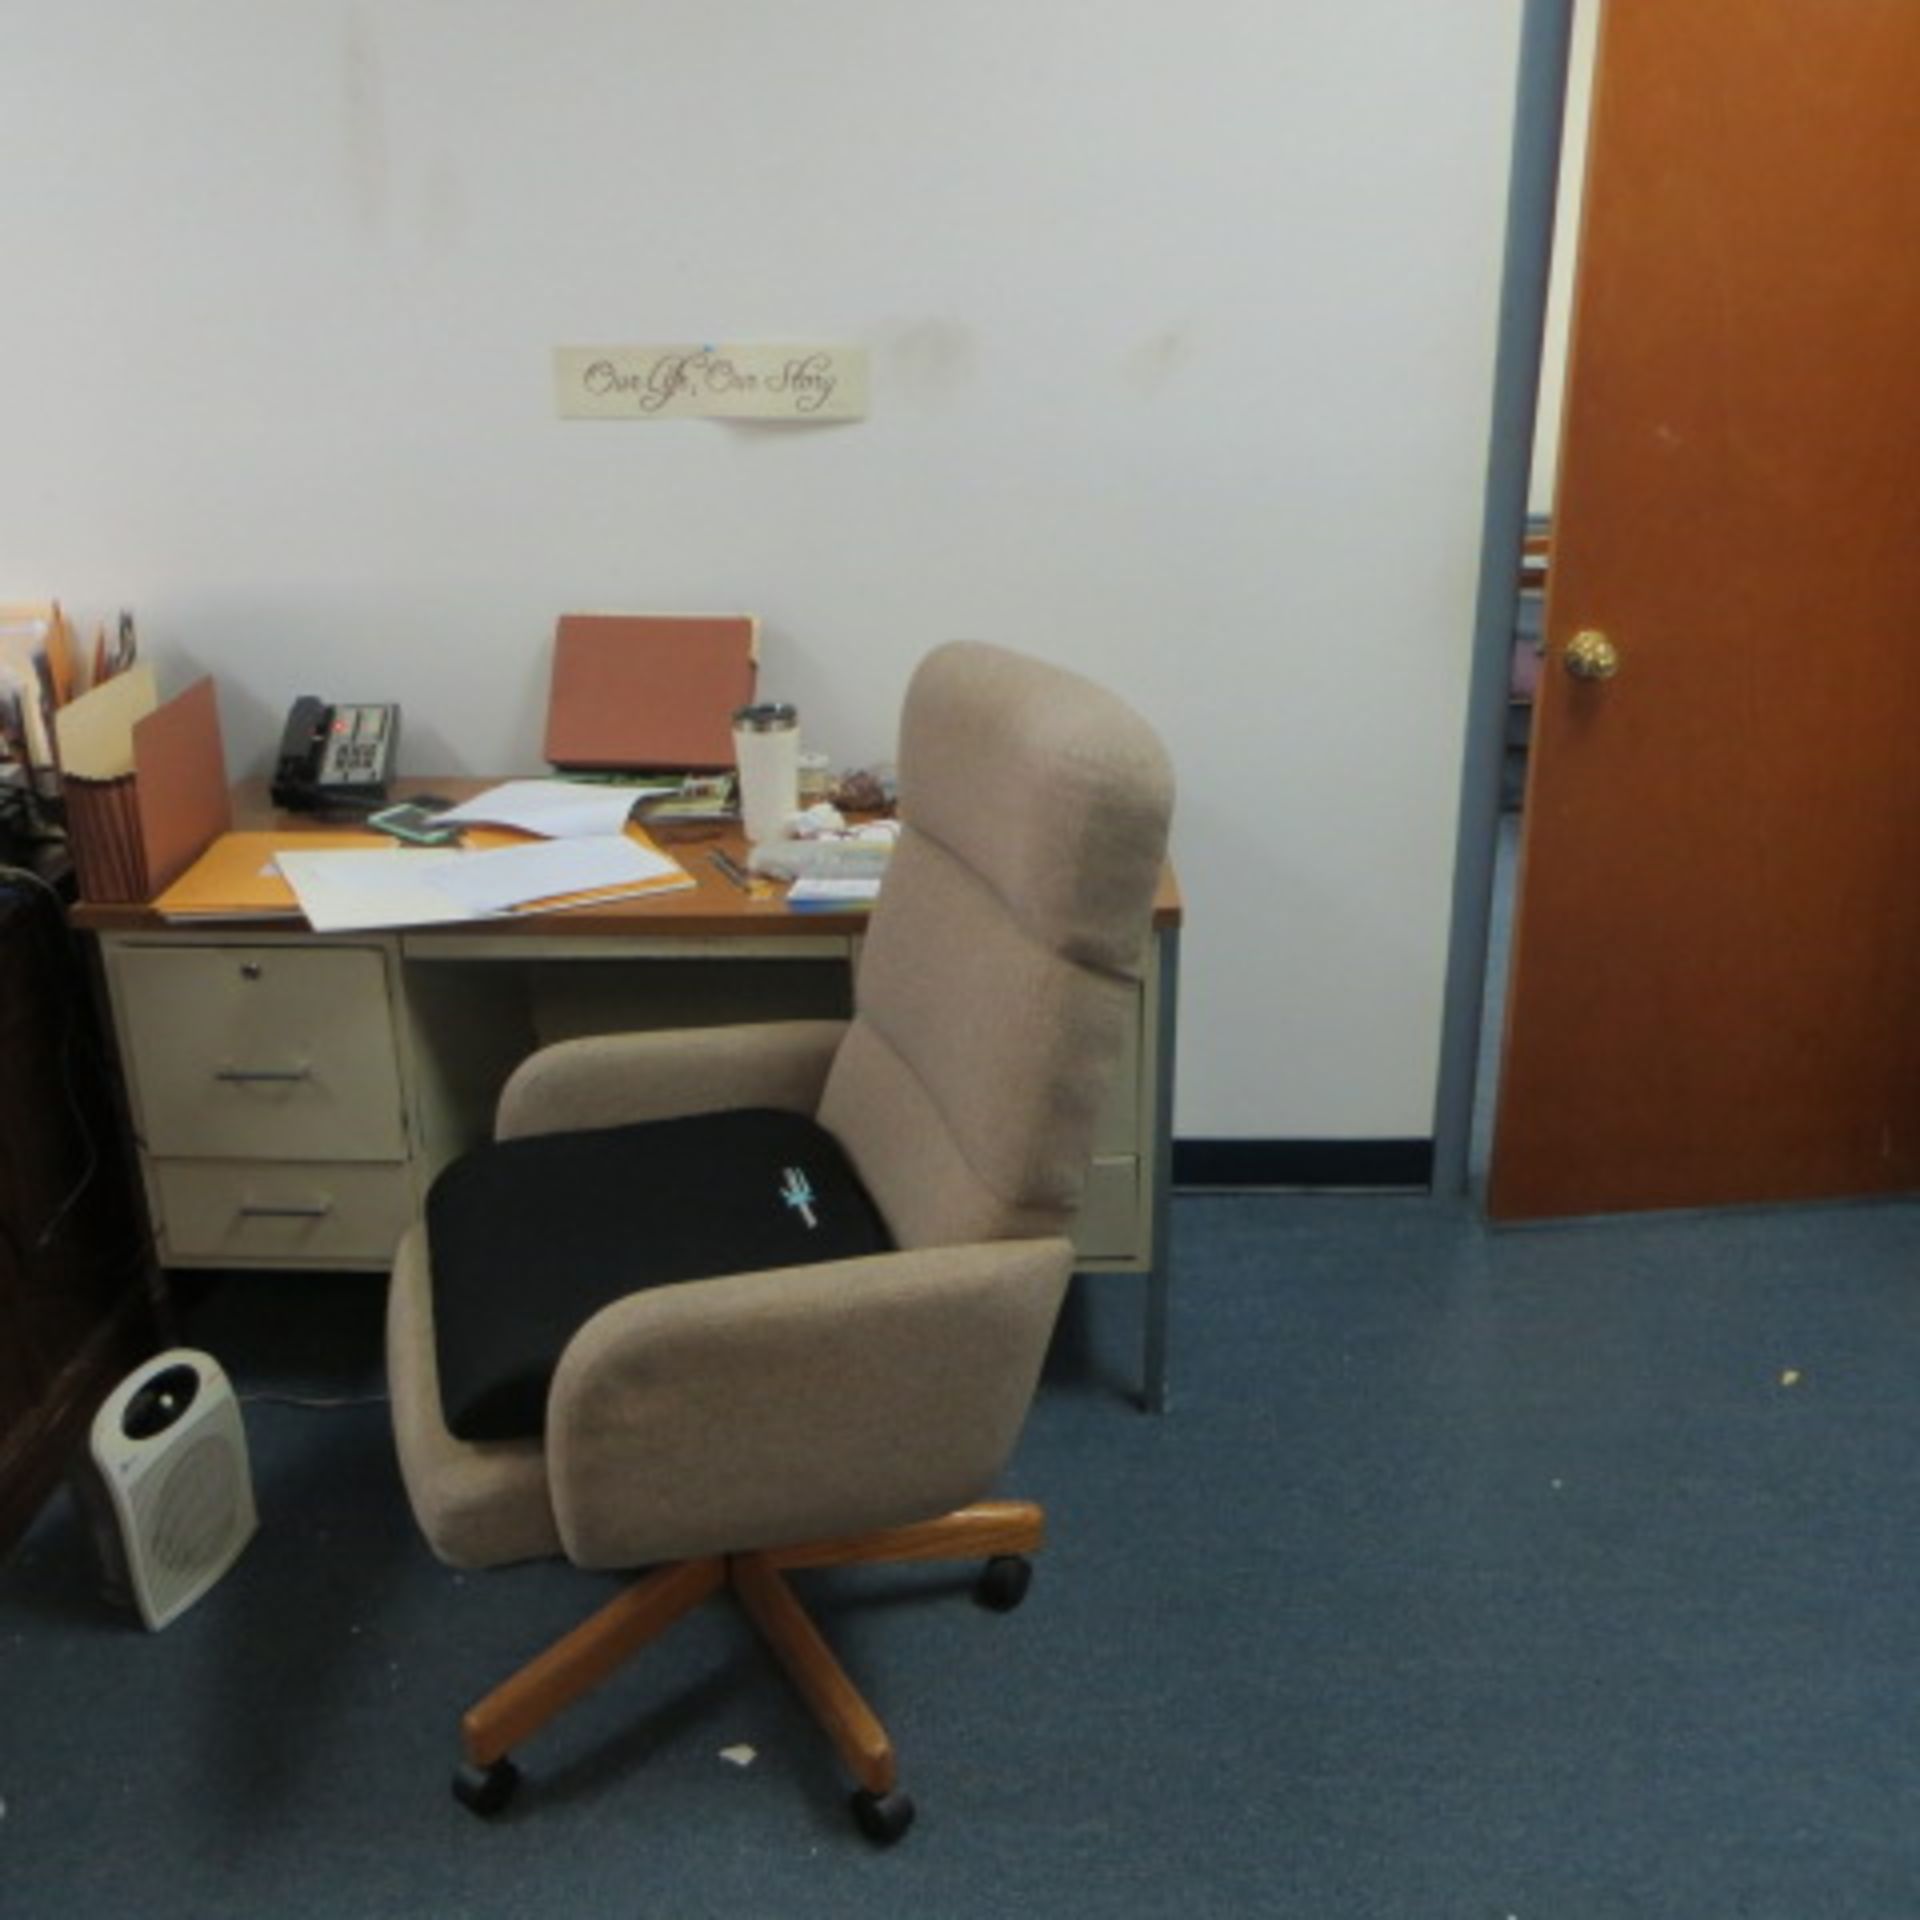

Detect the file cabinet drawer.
[
  {"left": 152, "top": 1161, "right": 415, "bottom": 1264},
  {"left": 113, "top": 943, "right": 406, "bottom": 1162}
]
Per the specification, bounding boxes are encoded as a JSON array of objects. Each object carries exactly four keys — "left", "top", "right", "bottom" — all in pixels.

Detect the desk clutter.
[
  {"left": 156, "top": 782, "right": 696, "bottom": 931},
  {"left": 150, "top": 777, "right": 897, "bottom": 928},
  {"left": 0, "top": 603, "right": 215, "bottom": 892},
  {"left": 26, "top": 602, "right": 900, "bottom": 925}
]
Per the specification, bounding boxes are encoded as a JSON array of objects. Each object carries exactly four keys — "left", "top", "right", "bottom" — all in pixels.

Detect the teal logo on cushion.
[{"left": 780, "top": 1166, "right": 818, "bottom": 1229}]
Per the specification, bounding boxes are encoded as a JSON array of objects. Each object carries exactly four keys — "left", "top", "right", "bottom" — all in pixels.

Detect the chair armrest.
[
  {"left": 545, "top": 1238, "right": 1075, "bottom": 1568},
  {"left": 495, "top": 1019, "right": 848, "bottom": 1140}
]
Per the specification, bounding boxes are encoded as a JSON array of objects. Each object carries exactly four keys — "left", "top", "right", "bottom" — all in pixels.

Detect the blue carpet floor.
[{"left": 5, "top": 1190, "right": 1920, "bottom": 1917}]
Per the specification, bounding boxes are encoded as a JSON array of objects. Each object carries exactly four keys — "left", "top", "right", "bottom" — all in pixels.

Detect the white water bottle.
[{"left": 732, "top": 703, "right": 800, "bottom": 844}]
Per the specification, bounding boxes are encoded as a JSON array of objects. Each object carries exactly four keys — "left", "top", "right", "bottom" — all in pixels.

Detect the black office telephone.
[{"left": 271, "top": 697, "right": 400, "bottom": 811}]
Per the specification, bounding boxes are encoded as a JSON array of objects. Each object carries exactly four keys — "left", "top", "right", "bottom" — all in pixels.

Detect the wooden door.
[{"left": 1490, "top": 0, "right": 1920, "bottom": 1220}]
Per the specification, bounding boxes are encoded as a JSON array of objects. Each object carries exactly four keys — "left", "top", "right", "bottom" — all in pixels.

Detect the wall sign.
[{"left": 554, "top": 344, "right": 867, "bottom": 421}]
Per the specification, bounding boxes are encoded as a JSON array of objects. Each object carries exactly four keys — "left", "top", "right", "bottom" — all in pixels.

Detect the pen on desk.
[{"left": 709, "top": 848, "right": 752, "bottom": 892}]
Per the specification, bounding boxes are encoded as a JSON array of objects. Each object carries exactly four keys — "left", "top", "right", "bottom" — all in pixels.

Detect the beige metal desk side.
[{"left": 75, "top": 781, "right": 1184, "bottom": 1410}]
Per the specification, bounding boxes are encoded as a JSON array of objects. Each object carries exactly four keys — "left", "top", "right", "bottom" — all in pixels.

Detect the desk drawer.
[
  {"left": 114, "top": 944, "right": 406, "bottom": 1162},
  {"left": 152, "top": 1161, "right": 414, "bottom": 1264},
  {"left": 1091, "top": 1003, "right": 1144, "bottom": 1157},
  {"left": 1071, "top": 1155, "right": 1142, "bottom": 1262}
]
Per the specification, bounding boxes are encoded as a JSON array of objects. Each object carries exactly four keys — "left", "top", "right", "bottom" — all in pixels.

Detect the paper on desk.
[
  {"left": 275, "top": 835, "right": 689, "bottom": 932},
  {"left": 434, "top": 778, "right": 671, "bottom": 839},
  {"left": 423, "top": 834, "right": 683, "bottom": 913},
  {"left": 273, "top": 847, "right": 476, "bottom": 932}
]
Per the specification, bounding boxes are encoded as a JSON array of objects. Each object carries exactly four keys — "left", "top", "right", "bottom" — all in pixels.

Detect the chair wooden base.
[{"left": 455, "top": 1498, "right": 1045, "bottom": 1828}]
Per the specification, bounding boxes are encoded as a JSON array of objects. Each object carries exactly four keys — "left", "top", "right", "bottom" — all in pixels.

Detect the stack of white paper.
[
  {"left": 432, "top": 779, "right": 670, "bottom": 839},
  {"left": 276, "top": 833, "right": 688, "bottom": 934}
]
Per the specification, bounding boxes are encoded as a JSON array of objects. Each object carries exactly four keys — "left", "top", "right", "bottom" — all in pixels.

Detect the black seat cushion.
[{"left": 427, "top": 1108, "right": 894, "bottom": 1442}]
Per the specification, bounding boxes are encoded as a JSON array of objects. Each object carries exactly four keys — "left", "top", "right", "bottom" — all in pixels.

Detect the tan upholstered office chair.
[{"left": 385, "top": 640, "right": 1174, "bottom": 1841}]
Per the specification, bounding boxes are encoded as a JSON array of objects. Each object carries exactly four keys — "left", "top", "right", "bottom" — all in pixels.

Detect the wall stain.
[
  {"left": 1121, "top": 326, "right": 1195, "bottom": 396},
  {"left": 343, "top": 7, "right": 389, "bottom": 232},
  {"left": 881, "top": 320, "right": 980, "bottom": 405},
  {"left": 416, "top": 155, "right": 467, "bottom": 257}
]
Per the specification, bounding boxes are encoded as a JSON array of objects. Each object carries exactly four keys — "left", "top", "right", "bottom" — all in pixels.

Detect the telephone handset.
[{"left": 271, "top": 698, "right": 400, "bottom": 811}]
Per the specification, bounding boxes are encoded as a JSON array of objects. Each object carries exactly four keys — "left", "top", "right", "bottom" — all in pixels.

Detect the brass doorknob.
[{"left": 1564, "top": 630, "right": 1620, "bottom": 681}]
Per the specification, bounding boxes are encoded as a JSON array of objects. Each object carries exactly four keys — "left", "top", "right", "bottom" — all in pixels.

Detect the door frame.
[{"left": 1430, "top": 0, "right": 1578, "bottom": 1198}]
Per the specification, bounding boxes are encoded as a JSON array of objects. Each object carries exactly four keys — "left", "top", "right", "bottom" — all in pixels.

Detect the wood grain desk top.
[{"left": 70, "top": 777, "right": 1183, "bottom": 939}]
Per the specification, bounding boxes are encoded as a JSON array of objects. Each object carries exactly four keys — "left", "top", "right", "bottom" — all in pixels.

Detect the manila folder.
[{"left": 544, "top": 613, "right": 757, "bottom": 772}]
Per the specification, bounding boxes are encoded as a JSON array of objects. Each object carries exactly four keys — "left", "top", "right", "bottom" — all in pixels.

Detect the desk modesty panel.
[{"left": 74, "top": 781, "right": 1184, "bottom": 1409}]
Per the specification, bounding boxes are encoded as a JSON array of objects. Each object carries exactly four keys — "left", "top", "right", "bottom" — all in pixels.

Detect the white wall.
[
  {"left": 1530, "top": 0, "right": 1600, "bottom": 514},
  {"left": 1, "top": 1, "right": 1521, "bottom": 1144}
]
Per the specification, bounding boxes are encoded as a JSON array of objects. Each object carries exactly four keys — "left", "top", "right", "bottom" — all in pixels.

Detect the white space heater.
[{"left": 85, "top": 1348, "right": 258, "bottom": 1630}]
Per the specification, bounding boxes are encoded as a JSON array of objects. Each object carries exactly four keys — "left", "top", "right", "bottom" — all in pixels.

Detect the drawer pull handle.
[
  {"left": 213, "top": 1066, "right": 314, "bottom": 1084},
  {"left": 236, "top": 1201, "right": 334, "bottom": 1220}
]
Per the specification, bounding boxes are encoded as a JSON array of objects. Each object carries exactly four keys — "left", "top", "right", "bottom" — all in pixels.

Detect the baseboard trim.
[{"left": 1173, "top": 1138, "right": 1435, "bottom": 1191}]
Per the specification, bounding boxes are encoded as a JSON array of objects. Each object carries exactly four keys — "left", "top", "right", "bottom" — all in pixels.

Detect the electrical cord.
[{"left": 239, "top": 1390, "right": 390, "bottom": 1410}]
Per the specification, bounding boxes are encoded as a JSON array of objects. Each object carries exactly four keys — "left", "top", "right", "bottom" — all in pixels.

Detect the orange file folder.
[{"left": 544, "top": 614, "right": 758, "bottom": 772}]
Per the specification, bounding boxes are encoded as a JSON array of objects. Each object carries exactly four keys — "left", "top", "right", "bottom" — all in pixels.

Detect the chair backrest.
[{"left": 817, "top": 641, "right": 1174, "bottom": 1249}]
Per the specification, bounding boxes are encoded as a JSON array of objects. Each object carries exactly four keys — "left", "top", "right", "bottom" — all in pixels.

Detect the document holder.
[{"left": 58, "top": 674, "right": 231, "bottom": 904}]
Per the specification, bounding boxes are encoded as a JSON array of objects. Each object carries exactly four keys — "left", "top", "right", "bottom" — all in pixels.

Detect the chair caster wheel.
[
  {"left": 453, "top": 1756, "right": 520, "bottom": 1817},
  {"left": 851, "top": 1786, "right": 917, "bottom": 1845},
  {"left": 974, "top": 1554, "right": 1032, "bottom": 1612}
]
